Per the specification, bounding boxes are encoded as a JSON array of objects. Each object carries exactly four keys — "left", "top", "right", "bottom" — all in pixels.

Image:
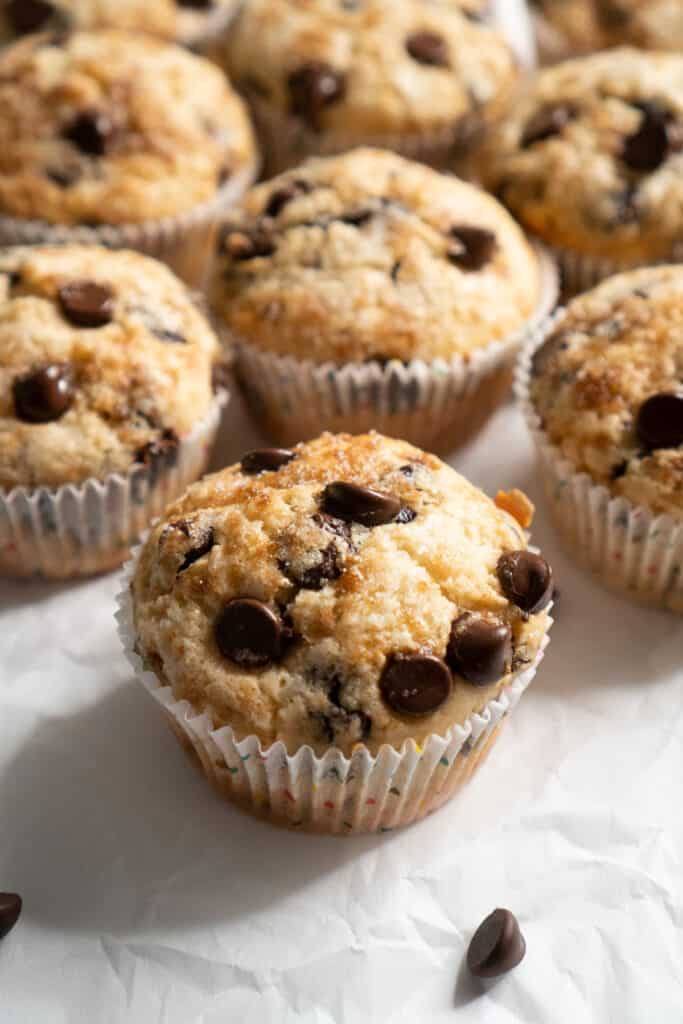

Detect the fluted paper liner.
[
  {"left": 516, "top": 312, "right": 683, "bottom": 612},
  {"left": 0, "top": 393, "right": 226, "bottom": 581}
]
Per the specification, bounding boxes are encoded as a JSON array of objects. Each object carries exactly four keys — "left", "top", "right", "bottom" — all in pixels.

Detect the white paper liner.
[
  {"left": 0, "top": 160, "right": 258, "bottom": 289},
  {"left": 0, "top": 392, "right": 227, "bottom": 581},
  {"left": 229, "top": 244, "right": 558, "bottom": 453},
  {"left": 116, "top": 545, "right": 552, "bottom": 834},
  {"left": 516, "top": 312, "right": 683, "bottom": 613}
]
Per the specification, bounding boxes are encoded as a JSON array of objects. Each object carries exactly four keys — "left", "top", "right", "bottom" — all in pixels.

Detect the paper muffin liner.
[
  {"left": 116, "top": 547, "right": 552, "bottom": 834},
  {"left": 228, "top": 245, "right": 558, "bottom": 454},
  {"left": 546, "top": 241, "right": 683, "bottom": 300},
  {"left": 516, "top": 313, "right": 683, "bottom": 613},
  {"left": 0, "top": 393, "right": 226, "bottom": 581},
  {"left": 184, "top": 1, "right": 242, "bottom": 53},
  {"left": 0, "top": 160, "right": 258, "bottom": 289}
]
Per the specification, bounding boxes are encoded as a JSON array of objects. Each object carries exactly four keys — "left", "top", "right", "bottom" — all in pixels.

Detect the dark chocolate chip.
[
  {"left": 0, "top": 893, "right": 22, "bottom": 941},
  {"left": 467, "top": 908, "right": 526, "bottom": 979},
  {"left": 221, "top": 226, "right": 275, "bottom": 261},
  {"left": 622, "top": 103, "right": 682, "bottom": 173},
  {"left": 521, "top": 104, "right": 576, "bottom": 148},
  {"left": 13, "top": 363, "right": 74, "bottom": 423},
  {"left": 135, "top": 429, "right": 179, "bottom": 471},
  {"left": 177, "top": 526, "right": 215, "bottom": 574},
  {"left": 215, "top": 598, "right": 285, "bottom": 667},
  {"left": 610, "top": 459, "right": 628, "bottom": 480},
  {"left": 636, "top": 393, "right": 683, "bottom": 450},
  {"left": 406, "top": 31, "right": 450, "bottom": 68},
  {"left": 322, "top": 482, "right": 401, "bottom": 527},
  {"left": 176, "top": 0, "right": 214, "bottom": 7},
  {"left": 497, "top": 550, "right": 553, "bottom": 614},
  {"left": 265, "top": 178, "right": 313, "bottom": 218},
  {"left": 241, "top": 448, "right": 296, "bottom": 474},
  {"left": 447, "top": 613, "right": 512, "bottom": 685},
  {"left": 280, "top": 541, "right": 343, "bottom": 591},
  {"left": 288, "top": 62, "right": 347, "bottom": 131},
  {"left": 448, "top": 225, "right": 497, "bottom": 271},
  {"left": 63, "top": 110, "right": 119, "bottom": 157},
  {"left": 6, "top": 0, "right": 54, "bottom": 33},
  {"left": 58, "top": 280, "right": 114, "bottom": 327},
  {"left": 339, "top": 209, "right": 374, "bottom": 227},
  {"left": 380, "top": 654, "right": 452, "bottom": 716}
]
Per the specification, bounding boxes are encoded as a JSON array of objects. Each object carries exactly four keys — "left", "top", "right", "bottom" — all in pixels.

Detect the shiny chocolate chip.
[
  {"left": 63, "top": 110, "right": 118, "bottom": 157},
  {"left": 288, "top": 62, "right": 347, "bottom": 131},
  {"left": 58, "top": 280, "right": 114, "bottom": 327},
  {"left": 622, "top": 103, "right": 682, "bottom": 173},
  {"left": 448, "top": 225, "right": 497, "bottom": 271},
  {"left": 447, "top": 613, "right": 512, "bottom": 685},
  {"left": 0, "top": 893, "right": 22, "bottom": 941},
  {"left": 406, "top": 31, "right": 450, "bottom": 68},
  {"left": 322, "top": 482, "right": 401, "bottom": 527},
  {"left": 467, "top": 909, "right": 526, "bottom": 979},
  {"left": 380, "top": 654, "right": 452, "bottom": 716},
  {"left": 636, "top": 393, "right": 683, "bottom": 450},
  {"left": 6, "top": 0, "right": 54, "bottom": 33},
  {"left": 265, "top": 178, "right": 313, "bottom": 218},
  {"left": 241, "top": 448, "right": 296, "bottom": 474},
  {"left": 13, "top": 363, "right": 74, "bottom": 423},
  {"left": 521, "top": 103, "right": 576, "bottom": 148},
  {"left": 497, "top": 550, "right": 553, "bottom": 614},
  {"left": 215, "top": 598, "right": 285, "bottom": 667}
]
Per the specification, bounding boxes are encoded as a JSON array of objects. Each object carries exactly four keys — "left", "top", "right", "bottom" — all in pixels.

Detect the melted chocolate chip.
[
  {"left": 6, "top": 0, "right": 54, "bottom": 33},
  {"left": 177, "top": 526, "right": 215, "bottom": 574},
  {"left": 636, "top": 393, "right": 683, "bottom": 450},
  {"left": 58, "top": 280, "right": 114, "bottom": 327},
  {"left": 448, "top": 225, "right": 497, "bottom": 271},
  {"left": 467, "top": 909, "right": 526, "bottom": 979},
  {"left": 215, "top": 598, "right": 285, "bottom": 667},
  {"left": 13, "top": 363, "right": 74, "bottom": 423},
  {"left": 380, "top": 654, "right": 452, "bottom": 716},
  {"left": 521, "top": 104, "right": 576, "bottom": 148},
  {"left": 406, "top": 31, "right": 450, "bottom": 68},
  {"left": 265, "top": 178, "right": 313, "bottom": 218},
  {"left": 241, "top": 448, "right": 296, "bottom": 474},
  {"left": 63, "top": 110, "right": 119, "bottom": 157},
  {"left": 447, "top": 613, "right": 512, "bottom": 685},
  {"left": 497, "top": 550, "right": 553, "bottom": 614},
  {"left": 0, "top": 893, "right": 22, "bottom": 941},
  {"left": 280, "top": 541, "right": 343, "bottom": 591},
  {"left": 622, "top": 103, "right": 682, "bottom": 173},
  {"left": 322, "top": 482, "right": 401, "bottom": 527},
  {"left": 288, "top": 62, "right": 347, "bottom": 131}
]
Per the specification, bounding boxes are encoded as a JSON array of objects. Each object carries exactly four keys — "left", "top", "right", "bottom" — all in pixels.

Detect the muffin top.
[
  {"left": 480, "top": 48, "right": 683, "bottom": 263},
  {"left": 210, "top": 149, "right": 543, "bottom": 364},
  {"left": 0, "top": 30, "right": 256, "bottom": 225},
  {"left": 0, "top": 0, "right": 239, "bottom": 45},
  {"left": 131, "top": 431, "right": 553, "bottom": 757},
  {"left": 531, "top": 0, "right": 683, "bottom": 53},
  {"left": 223, "top": 0, "right": 517, "bottom": 139},
  {"left": 530, "top": 265, "right": 683, "bottom": 520},
  {"left": 0, "top": 245, "right": 220, "bottom": 490}
]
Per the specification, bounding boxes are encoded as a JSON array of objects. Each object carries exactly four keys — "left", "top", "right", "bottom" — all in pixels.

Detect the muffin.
[
  {"left": 479, "top": 48, "right": 683, "bottom": 294},
  {"left": 518, "top": 264, "right": 683, "bottom": 611},
  {"left": 530, "top": 0, "right": 683, "bottom": 61},
  {"left": 221, "top": 0, "right": 519, "bottom": 175},
  {"left": 119, "top": 431, "right": 554, "bottom": 833},
  {"left": 210, "top": 148, "right": 556, "bottom": 452},
  {"left": 0, "top": 30, "right": 258, "bottom": 286},
  {"left": 0, "top": 245, "right": 226, "bottom": 579}
]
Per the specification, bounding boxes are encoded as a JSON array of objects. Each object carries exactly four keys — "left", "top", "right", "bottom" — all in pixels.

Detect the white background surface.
[{"left": 1, "top": 386, "right": 682, "bottom": 1024}]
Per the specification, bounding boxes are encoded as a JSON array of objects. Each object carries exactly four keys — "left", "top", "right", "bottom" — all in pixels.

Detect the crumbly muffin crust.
[
  {"left": 530, "top": 265, "right": 683, "bottom": 519},
  {"left": 0, "top": 245, "right": 219, "bottom": 489},
  {"left": 0, "top": 30, "right": 256, "bottom": 225},
  {"left": 531, "top": 0, "right": 683, "bottom": 53},
  {"left": 223, "top": 0, "right": 517, "bottom": 139},
  {"left": 131, "top": 431, "right": 552, "bottom": 757},
  {"left": 211, "top": 148, "right": 542, "bottom": 363},
  {"left": 481, "top": 49, "right": 683, "bottom": 264}
]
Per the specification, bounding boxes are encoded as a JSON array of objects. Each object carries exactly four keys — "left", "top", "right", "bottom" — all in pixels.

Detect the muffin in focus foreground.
[
  {"left": 0, "top": 245, "right": 226, "bottom": 579},
  {"left": 120, "top": 431, "right": 554, "bottom": 833}
]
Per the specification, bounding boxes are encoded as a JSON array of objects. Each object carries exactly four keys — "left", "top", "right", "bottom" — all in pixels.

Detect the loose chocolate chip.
[
  {"left": 448, "top": 225, "right": 497, "bottom": 271},
  {"left": 467, "top": 908, "right": 526, "bottom": 979},
  {"left": 0, "top": 893, "right": 22, "bottom": 941},
  {"left": 497, "top": 550, "right": 553, "bottom": 614},
  {"left": 636, "top": 393, "right": 683, "bottom": 450},
  {"left": 447, "top": 613, "right": 512, "bottom": 685},
  {"left": 322, "top": 482, "right": 401, "bottom": 527},
  {"left": 6, "top": 0, "right": 54, "bottom": 32},
  {"left": 622, "top": 103, "right": 682, "bottom": 173},
  {"left": 221, "top": 226, "right": 275, "bottom": 261},
  {"left": 215, "top": 598, "right": 285, "bottom": 667},
  {"left": 265, "top": 178, "right": 313, "bottom": 218},
  {"left": 13, "top": 363, "right": 74, "bottom": 423},
  {"left": 288, "top": 62, "right": 347, "bottom": 131},
  {"left": 406, "top": 31, "right": 450, "bottom": 68},
  {"left": 177, "top": 526, "right": 215, "bottom": 574},
  {"left": 521, "top": 104, "right": 576, "bottom": 148},
  {"left": 63, "top": 110, "right": 118, "bottom": 157},
  {"left": 241, "top": 448, "right": 296, "bottom": 474},
  {"left": 58, "top": 280, "right": 114, "bottom": 327},
  {"left": 380, "top": 654, "right": 452, "bottom": 716}
]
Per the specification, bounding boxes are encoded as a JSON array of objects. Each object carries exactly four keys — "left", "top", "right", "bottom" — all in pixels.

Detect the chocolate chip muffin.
[
  {"left": 221, "top": 0, "right": 518, "bottom": 174},
  {"left": 126, "top": 431, "right": 553, "bottom": 829},
  {"left": 531, "top": 0, "right": 683, "bottom": 57},
  {"left": 211, "top": 148, "right": 555, "bottom": 451},
  {"left": 479, "top": 49, "right": 683, "bottom": 292},
  {"left": 0, "top": 245, "right": 225, "bottom": 578}
]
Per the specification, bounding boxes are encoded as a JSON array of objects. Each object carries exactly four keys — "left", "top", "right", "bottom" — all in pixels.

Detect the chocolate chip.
[
  {"left": 265, "top": 178, "right": 313, "bottom": 218},
  {"left": 610, "top": 459, "right": 628, "bottom": 480},
  {"left": 521, "top": 104, "right": 576, "bottom": 148},
  {"left": 467, "top": 908, "right": 526, "bottom": 979},
  {"left": 63, "top": 110, "right": 119, "bottom": 157},
  {"left": 58, "top": 280, "right": 114, "bottom": 327},
  {"left": 446, "top": 613, "right": 512, "bottom": 685},
  {"left": 622, "top": 103, "right": 682, "bottom": 173},
  {"left": 281, "top": 541, "right": 343, "bottom": 591},
  {"left": 13, "top": 363, "right": 74, "bottom": 423},
  {"left": 177, "top": 526, "right": 215, "bottom": 574},
  {"left": 176, "top": 0, "right": 214, "bottom": 7},
  {"left": 380, "top": 654, "right": 452, "bottom": 716},
  {"left": 406, "top": 31, "right": 450, "bottom": 68},
  {"left": 288, "top": 62, "right": 347, "bottom": 131},
  {"left": 241, "top": 448, "right": 296, "bottom": 474},
  {"left": 448, "top": 225, "right": 497, "bottom": 271},
  {"left": 0, "top": 893, "right": 22, "bottom": 941},
  {"left": 636, "top": 393, "right": 683, "bottom": 450},
  {"left": 135, "top": 429, "right": 179, "bottom": 472},
  {"left": 215, "top": 598, "right": 285, "bottom": 667},
  {"left": 339, "top": 209, "right": 374, "bottom": 227},
  {"left": 221, "top": 227, "right": 275, "bottom": 261},
  {"left": 497, "top": 550, "right": 553, "bottom": 614},
  {"left": 46, "top": 165, "right": 81, "bottom": 188},
  {"left": 6, "top": 0, "right": 54, "bottom": 32},
  {"left": 322, "top": 482, "right": 401, "bottom": 527}
]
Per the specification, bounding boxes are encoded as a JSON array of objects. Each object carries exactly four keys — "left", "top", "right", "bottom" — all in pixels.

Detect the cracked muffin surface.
[
  {"left": 531, "top": 0, "right": 683, "bottom": 54},
  {"left": 210, "top": 148, "right": 543, "bottom": 363},
  {"left": 480, "top": 49, "right": 683, "bottom": 264},
  {"left": 0, "top": 245, "right": 219, "bottom": 489},
  {"left": 530, "top": 265, "right": 683, "bottom": 519},
  {"left": 131, "top": 431, "right": 553, "bottom": 757},
  {"left": 0, "top": 29, "right": 256, "bottom": 225}
]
